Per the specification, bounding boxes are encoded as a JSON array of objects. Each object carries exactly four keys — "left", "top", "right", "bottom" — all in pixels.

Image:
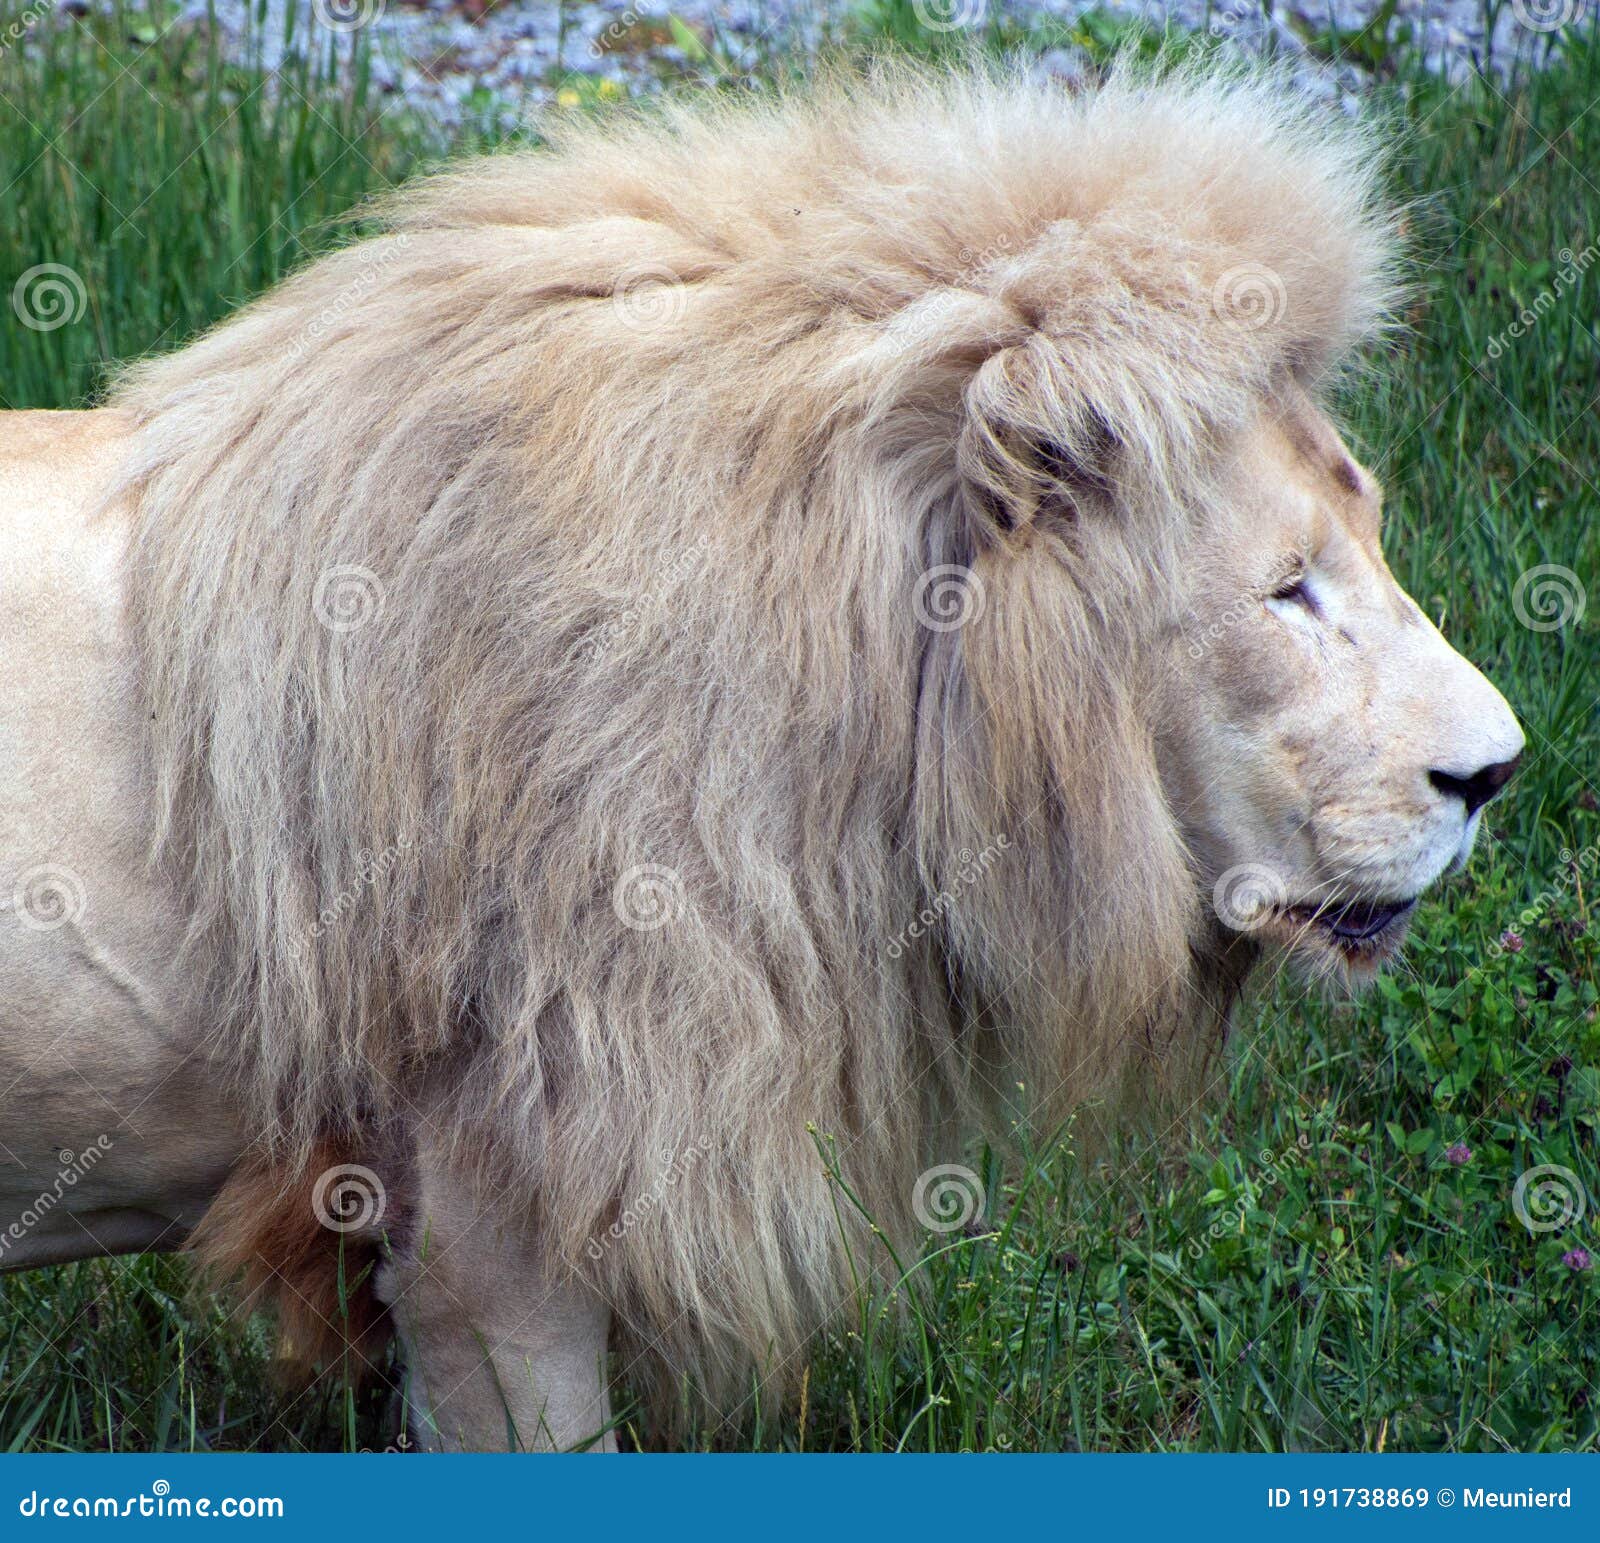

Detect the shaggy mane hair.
[{"left": 109, "top": 62, "right": 1398, "bottom": 1411}]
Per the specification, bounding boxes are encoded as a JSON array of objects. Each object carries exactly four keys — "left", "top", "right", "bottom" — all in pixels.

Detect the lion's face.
[{"left": 1156, "top": 393, "right": 1524, "bottom": 977}]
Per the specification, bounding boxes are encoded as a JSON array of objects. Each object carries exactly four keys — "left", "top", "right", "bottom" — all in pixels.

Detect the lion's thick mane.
[{"left": 109, "top": 63, "right": 1397, "bottom": 1407}]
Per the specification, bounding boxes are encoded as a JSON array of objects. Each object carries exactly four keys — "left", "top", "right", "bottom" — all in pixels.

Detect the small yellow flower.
[{"left": 556, "top": 87, "right": 581, "bottom": 109}]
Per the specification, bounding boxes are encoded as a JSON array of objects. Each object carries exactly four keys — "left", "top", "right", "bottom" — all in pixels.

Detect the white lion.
[{"left": 0, "top": 65, "right": 1521, "bottom": 1450}]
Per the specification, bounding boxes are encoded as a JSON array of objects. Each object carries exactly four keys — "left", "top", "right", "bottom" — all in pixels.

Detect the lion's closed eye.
[{"left": 1266, "top": 565, "right": 1320, "bottom": 619}]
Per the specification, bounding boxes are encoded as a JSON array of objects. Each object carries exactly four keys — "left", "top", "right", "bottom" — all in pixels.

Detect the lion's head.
[{"left": 1157, "top": 389, "right": 1522, "bottom": 978}]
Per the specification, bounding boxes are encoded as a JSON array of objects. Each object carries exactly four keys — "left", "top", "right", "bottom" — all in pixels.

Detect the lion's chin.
[{"left": 1259, "top": 897, "right": 1418, "bottom": 984}]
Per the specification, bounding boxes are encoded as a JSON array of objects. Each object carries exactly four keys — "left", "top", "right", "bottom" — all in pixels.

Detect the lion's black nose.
[{"left": 1429, "top": 754, "right": 1521, "bottom": 815}]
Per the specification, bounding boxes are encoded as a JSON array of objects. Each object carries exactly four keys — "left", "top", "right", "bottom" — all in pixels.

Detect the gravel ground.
[{"left": 61, "top": 0, "right": 1591, "bottom": 132}]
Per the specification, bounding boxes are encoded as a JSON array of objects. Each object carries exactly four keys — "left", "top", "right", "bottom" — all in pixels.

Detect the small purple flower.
[
  {"left": 1445, "top": 1142, "right": 1472, "bottom": 1167},
  {"left": 1561, "top": 1248, "right": 1593, "bottom": 1272},
  {"left": 1499, "top": 929, "right": 1524, "bottom": 953}
]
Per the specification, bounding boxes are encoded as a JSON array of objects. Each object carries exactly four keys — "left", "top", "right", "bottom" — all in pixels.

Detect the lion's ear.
[{"left": 955, "top": 345, "right": 1115, "bottom": 539}]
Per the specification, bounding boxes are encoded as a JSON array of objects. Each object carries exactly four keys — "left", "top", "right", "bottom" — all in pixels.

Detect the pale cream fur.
[{"left": 0, "top": 64, "right": 1523, "bottom": 1445}]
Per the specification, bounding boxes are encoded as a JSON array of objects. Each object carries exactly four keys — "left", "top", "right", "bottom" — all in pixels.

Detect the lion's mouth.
[{"left": 1284, "top": 896, "right": 1418, "bottom": 957}]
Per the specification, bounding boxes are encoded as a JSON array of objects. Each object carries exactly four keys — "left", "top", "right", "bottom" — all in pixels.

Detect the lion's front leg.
[{"left": 377, "top": 1136, "right": 617, "bottom": 1453}]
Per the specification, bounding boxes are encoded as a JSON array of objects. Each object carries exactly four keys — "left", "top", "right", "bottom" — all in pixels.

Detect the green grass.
[{"left": 2, "top": 3, "right": 1597, "bottom": 1453}]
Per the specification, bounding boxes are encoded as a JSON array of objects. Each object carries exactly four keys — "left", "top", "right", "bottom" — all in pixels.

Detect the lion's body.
[
  {"left": 1, "top": 65, "right": 1521, "bottom": 1448},
  {"left": 0, "top": 411, "right": 243, "bottom": 1266}
]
